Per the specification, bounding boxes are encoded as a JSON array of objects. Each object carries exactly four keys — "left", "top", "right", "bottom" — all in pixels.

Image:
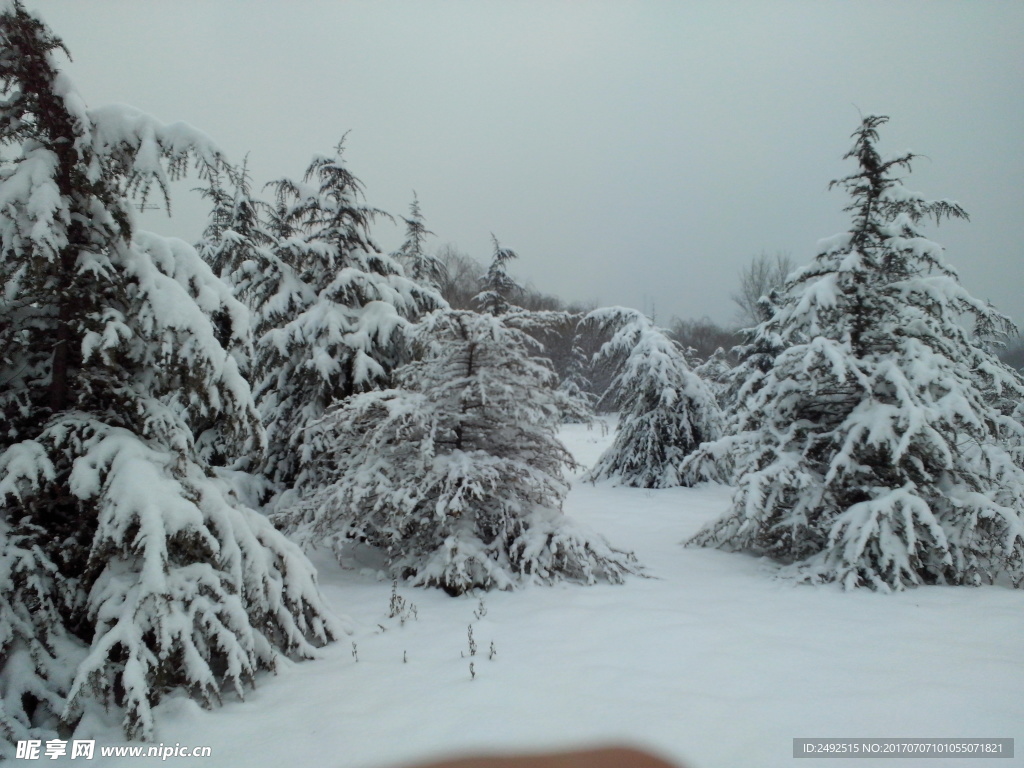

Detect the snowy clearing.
[{"left": 77, "top": 420, "right": 1023, "bottom": 768}]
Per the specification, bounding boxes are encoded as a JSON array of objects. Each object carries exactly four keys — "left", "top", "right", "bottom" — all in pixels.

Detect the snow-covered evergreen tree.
[
  {"left": 475, "top": 234, "right": 522, "bottom": 316},
  {"left": 190, "top": 161, "right": 281, "bottom": 473},
  {"left": 692, "top": 347, "right": 733, "bottom": 407},
  {"left": 254, "top": 143, "right": 441, "bottom": 493},
  {"left": 472, "top": 236, "right": 594, "bottom": 422},
  {"left": 275, "top": 310, "right": 640, "bottom": 595},
  {"left": 687, "top": 115, "right": 1024, "bottom": 590},
  {"left": 0, "top": 3, "right": 337, "bottom": 749},
  {"left": 678, "top": 300, "right": 789, "bottom": 487},
  {"left": 498, "top": 309, "right": 598, "bottom": 425},
  {"left": 392, "top": 193, "right": 446, "bottom": 291},
  {"left": 555, "top": 338, "right": 597, "bottom": 424},
  {"left": 581, "top": 307, "right": 723, "bottom": 488},
  {"left": 0, "top": 517, "right": 81, "bottom": 749},
  {"left": 195, "top": 158, "right": 277, "bottom": 314}
]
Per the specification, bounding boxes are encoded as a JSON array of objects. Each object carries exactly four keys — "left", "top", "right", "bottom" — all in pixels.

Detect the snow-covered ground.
[{"left": 79, "top": 419, "right": 1023, "bottom": 768}]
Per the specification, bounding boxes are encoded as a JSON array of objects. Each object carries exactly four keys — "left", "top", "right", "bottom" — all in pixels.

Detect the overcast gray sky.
[{"left": 30, "top": 0, "right": 1024, "bottom": 327}]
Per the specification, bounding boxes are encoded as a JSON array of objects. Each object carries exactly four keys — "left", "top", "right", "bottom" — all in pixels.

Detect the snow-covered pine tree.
[
  {"left": 500, "top": 309, "right": 599, "bottom": 427},
  {"left": 472, "top": 236, "right": 592, "bottom": 420},
  {"left": 0, "top": 3, "right": 337, "bottom": 749},
  {"left": 191, "top": 161, "right": 280, "bottom": 473},
  {"left": 678, "top": 298, "right": 789, "bottom": 487},
  {"left": 255, "top": 142, "right": 441, "bottom": 493},
  {"left": 195, "top": 157, "right": 277, "bottom": 313},
  {"left": 687, "top": 115, "right": 1024, "bottom": 590},
  {"left": 475, "top": 234, "right": 522, "bottom": 316},
  {"left": 275, "top": 309, "right": 641, "bottom": 595},
  {"left": 554, "top": 339, "right": 597, "bottom": 424},
  {"left": 580, "top": 307, "right": 723, "bottom": 488},
  {"left": 392, "top": 193, "right": 446, "bottom": 291},
  {"left": 692, "top": 347, "right": 733, "bottom": 407}
]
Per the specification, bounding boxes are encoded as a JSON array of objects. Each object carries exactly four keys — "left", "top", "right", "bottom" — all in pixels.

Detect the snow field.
[{"left": 77, "top": 420, "right": 1023, "bottom": 768}]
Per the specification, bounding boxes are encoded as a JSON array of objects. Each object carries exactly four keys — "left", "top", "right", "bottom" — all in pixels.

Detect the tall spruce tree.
[
  {"left": 254, "top": 143, "right": 441, "bottom": 494},
  {"left": 392, "top": 193, "right": 446, "bottom": 291},
  {"left": 191, "top": 161, "right": 278, "bottom": 472},
  {"left": 687, "top": 116, "right": 1024, "bottom": 590},
  {"left": 475, "top": 234, "right": 522, "bottom": 316},
  {"left": 195, "top": 157, "right": 277, "bottom": 313},
  {"left": 581, "top": 307, "right": 723, "bottom": 488},
  {"left": 275, "top": 309, "right": 641, "bottom": 595},
  {"left": 0, "top": 3, "right": 337, "bottom": 749}
]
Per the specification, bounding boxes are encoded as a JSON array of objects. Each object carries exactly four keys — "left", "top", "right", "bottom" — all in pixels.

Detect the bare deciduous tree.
[
  {"left": 667, "top": 316, "right": 741, "bottom": 363},
  {"left": 732, "top": 251, "right": 795, "bottom": 327},
  {"left": 435, "top": 243, "right": 483, "bottom": 309}
]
